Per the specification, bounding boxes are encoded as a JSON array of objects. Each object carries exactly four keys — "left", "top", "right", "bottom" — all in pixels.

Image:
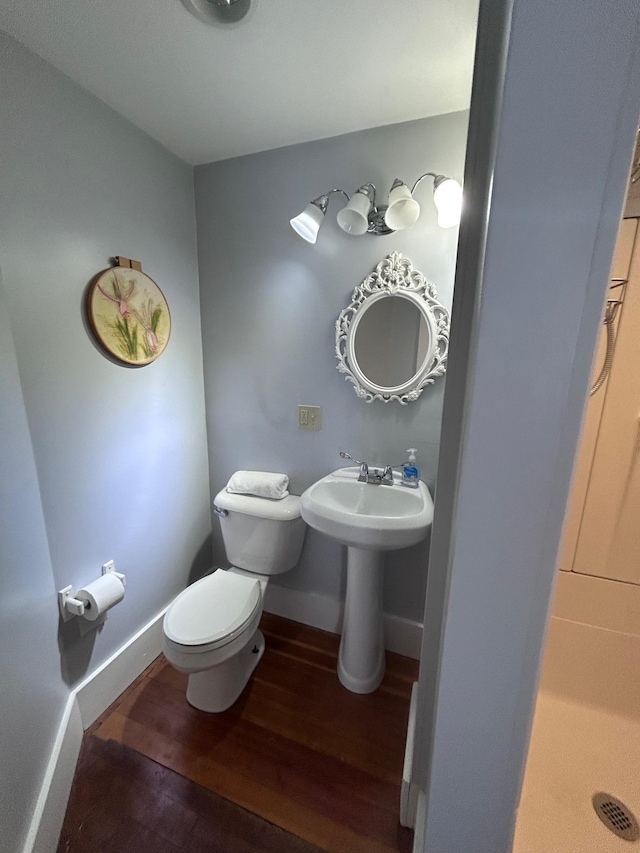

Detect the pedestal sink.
[{"left": 300, "top": 467, "right": 433, "bottom": 693}]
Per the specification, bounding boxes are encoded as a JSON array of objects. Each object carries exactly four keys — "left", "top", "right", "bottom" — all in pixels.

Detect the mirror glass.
[{"left": 353, "top": 296, "right": 430, "bottom": 389}]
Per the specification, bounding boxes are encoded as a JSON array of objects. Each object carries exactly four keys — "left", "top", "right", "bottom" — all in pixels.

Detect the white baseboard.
[
  {"left": 23, "top": 605, "right": 168, "bottom": 853},
  {"left": 264, "top": 582, "right": 343, "bottom": 633},
  {"left": 22, "top": 695, "right": 83, "bottom": 853},
  {"left": 400, "top": 683, "right": 420, "bottom": 828},
  {"left": 412, "top": 788, "right": 428, "bottom": 853},
  {"left": 75, "top": 605, "right": 169, "bottom": 728},
  {"left": 384, "top": 612, "right": 424, "bottom": 660},
  {"left": 264, "top": 582, "right": 423, "bottom": 660}
]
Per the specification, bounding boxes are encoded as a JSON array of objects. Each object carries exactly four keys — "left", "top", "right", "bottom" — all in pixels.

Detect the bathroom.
[
  {"left": 2, "top": 2, "right": 640, "bottom": 853},
  {"left": 0, "top": 2, "right": 473, "bottom": 851}
]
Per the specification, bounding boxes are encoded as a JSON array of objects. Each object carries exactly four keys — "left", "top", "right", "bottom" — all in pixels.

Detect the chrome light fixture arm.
[
  {"left": 360, "top": 182, "right": 395, "bottom": 236},
  {"left": 312, "top": 188, "right": 350, "bottom": 215},
  {"left": 290, "top": 188, "right": 351, "bottom": 243},
  {"left": 411, "top": 172, "right": 441, "bottom": 193},
  {"left": 345, "top": 181, "right": 395, "bottom": 236}
]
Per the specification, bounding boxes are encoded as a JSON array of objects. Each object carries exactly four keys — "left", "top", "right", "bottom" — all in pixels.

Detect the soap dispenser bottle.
[{"left": 402, "top": 448, "right": 420, "bottom": 489}]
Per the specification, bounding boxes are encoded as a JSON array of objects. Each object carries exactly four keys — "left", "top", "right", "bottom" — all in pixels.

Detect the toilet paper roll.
[{"left": 77, "top": 572, "right": 125, "bottom": 621}]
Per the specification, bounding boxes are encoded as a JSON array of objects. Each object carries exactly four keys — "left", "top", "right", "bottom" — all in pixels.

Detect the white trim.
[
  {"left": 383, "top": 612, "right": 423, "bottom": 660},
  {"left": 22, "top": 605, "right": 169, "bottom": 853},
  {"left": 264, "top": 582, "right": 343, "bottom": 632},
  {"left": 401, "top": 683, "right": 420, "bottom": 828},
  {"left": 412, "top": 788, "right": 428, "bottom": 853},
  {"left": 22, "top": 695, "right": 83, "bottom": 853},
  {"left": 264, "top": 582, "right": 423, "bottom": 660},
  {"left": 75, "top": 605, "right": 169, "bottom": 728}
]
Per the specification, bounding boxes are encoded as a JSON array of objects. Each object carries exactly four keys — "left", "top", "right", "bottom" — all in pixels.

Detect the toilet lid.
[{"left": 164, "top": 570, "right": 261, "bottom": 648}]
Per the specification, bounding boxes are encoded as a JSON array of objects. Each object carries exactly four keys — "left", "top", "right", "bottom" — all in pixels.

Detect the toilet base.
[{"left": 185, "top": 629, "right": 265, "bottom": 713}]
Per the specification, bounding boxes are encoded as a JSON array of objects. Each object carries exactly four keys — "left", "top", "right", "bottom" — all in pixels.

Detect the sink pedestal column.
[{"left": 338, "top": 547, "right": 386, "bottom": 693}]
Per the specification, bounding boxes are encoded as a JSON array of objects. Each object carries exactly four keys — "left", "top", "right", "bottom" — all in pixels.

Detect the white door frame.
[{"left": 411, "top": 1, "right": 640, "bottom": 850}]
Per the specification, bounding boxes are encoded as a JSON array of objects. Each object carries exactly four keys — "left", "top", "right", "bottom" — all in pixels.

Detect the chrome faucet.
[
  {"left": 339, "top": 451, "right": 397, "bottom": 486},
  {"left": 339, "top": 451, "right": 369, "bottom": 481}
]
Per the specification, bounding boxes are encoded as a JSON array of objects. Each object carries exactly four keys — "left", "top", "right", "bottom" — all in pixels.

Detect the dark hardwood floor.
[
  {"left": 60, "top": 613, "right": 418, "bottom": 853},
  {"left": 58, "top": 735, "right": 324, "bottom": 852}
]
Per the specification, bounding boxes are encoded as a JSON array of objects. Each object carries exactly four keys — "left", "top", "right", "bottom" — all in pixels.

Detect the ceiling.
[{"left": 0, "top": 0, "right": 478, "bottom": 165}]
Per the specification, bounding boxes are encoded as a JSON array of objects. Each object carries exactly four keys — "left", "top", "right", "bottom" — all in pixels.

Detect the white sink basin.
[
  {"left": 300, "top": 466, "right": 434, "bottom": 694},
  {"left": 300, "top": 467, "right": 433, "bottom": 551}
]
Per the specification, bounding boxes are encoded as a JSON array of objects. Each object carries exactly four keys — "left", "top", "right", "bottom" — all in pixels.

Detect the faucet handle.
[
  {"left": 381, "top": 465, "right": 395, "bottom": 484},
  {"left": 340, "top": 450, "right": 368, "bottom": 481},
  {"left": 339, "top": 450, "right": 363, "bottom": 465},
  {"left": 381, "top": 463, "right": 407, "bottom": 484}
]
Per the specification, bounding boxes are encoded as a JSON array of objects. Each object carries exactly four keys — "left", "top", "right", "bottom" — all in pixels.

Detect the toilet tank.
[{"left": 213, "top": 489, "right": 306, "bottom": 575}]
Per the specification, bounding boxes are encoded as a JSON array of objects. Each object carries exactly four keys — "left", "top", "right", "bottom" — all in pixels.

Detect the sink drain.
[{"left": 593, "top": 793, "right": 640, "bottom": 842}]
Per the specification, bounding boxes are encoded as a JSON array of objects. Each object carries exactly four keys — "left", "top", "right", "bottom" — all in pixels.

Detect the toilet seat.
[{"left": 163, "top": 569, "right": 261, "bottom": 654}]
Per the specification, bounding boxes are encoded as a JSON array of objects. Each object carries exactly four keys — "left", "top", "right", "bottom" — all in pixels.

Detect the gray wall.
[
  {"left": 0, "top": 266, "right": 68, "bottom": 853},
  {"left": 195, "top": 112, "right": 467, "bottom": 622},
  {"left": 0, "top": 31, "right": 211, "bottom": 849}
]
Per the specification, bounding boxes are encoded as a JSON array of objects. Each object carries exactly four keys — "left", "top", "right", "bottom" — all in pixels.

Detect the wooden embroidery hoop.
[{"left": 87, "top": 257, "right": 171, "bottom": 366}]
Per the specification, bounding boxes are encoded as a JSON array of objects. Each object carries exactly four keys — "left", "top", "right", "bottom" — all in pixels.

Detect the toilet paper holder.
[{"left": 58, "top": 560, "right": 126, "bottom": 622}]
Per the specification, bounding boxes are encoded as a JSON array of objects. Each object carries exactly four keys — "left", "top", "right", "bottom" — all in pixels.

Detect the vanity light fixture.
[{"left": 290, "top": 173, "right": 462, "bottom": 243}]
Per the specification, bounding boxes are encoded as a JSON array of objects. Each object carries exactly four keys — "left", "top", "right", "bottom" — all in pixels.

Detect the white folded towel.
[{"left": 226, "top": 470, "right": 290, "bottom": 500}]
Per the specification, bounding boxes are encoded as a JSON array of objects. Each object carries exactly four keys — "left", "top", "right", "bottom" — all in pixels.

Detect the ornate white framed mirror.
[{"left": 335, "top": 253, "right": 450, "bottom": 404}]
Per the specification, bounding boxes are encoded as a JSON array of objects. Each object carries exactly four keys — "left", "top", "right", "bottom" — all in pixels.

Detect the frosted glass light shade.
[
  {"left": 433, "top": 178, "right": 462, "bottom": 228},
  {"left": 336, "top": 191, "right": 371, "bottom": 236},
  {"left": 290, "top": 202, "right": 325, "bottom": 243},
  {"left": 384, "top": 182, "right": 421, "bottom": 231}
]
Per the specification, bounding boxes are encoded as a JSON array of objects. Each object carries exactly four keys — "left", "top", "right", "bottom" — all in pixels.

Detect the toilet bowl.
[{"left": 163, "top": 486, "right": 306, "bottom": 712}]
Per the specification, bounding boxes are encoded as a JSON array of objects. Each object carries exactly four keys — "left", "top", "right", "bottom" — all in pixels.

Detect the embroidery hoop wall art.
[{"left": 87, "top": 257, "right": 171, "bottom": 366}]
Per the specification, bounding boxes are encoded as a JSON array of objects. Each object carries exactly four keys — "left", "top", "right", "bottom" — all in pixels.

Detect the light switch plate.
[{"left": 298, "top": 405, "right": 322, "bottom": 431}]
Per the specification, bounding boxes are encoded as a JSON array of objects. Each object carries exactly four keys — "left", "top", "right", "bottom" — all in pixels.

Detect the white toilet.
[{"left": 162, "top": 487, "right": 306, "bottom": 712}]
